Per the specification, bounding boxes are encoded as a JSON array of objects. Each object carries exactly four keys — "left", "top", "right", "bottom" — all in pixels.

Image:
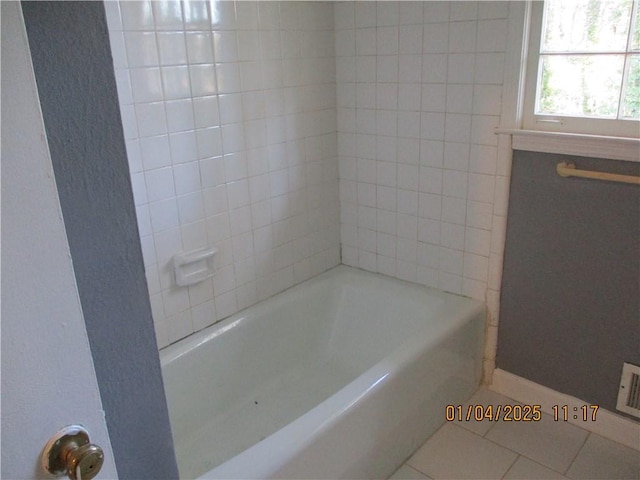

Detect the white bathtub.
[{"left": 160, "top": 266, "right": 485, "bottom": 479}]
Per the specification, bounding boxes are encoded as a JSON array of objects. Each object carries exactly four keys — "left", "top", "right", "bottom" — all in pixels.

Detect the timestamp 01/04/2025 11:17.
[{"left": 445, "top": 404, "right": 600, "bottom": 422}]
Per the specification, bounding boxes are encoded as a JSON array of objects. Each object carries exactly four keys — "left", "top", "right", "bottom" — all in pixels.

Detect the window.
[{"left": 523, "top": 0, "right": 640, "bottom": 137}]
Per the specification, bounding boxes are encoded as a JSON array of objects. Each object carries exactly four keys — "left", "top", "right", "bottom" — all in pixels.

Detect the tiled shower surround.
[
  {"left": 334, "top": 1, "right": 513, "bottom": 378},
  {"left": 106, "top": 0, "right": 341, "bottom": 347},
  {"left": 106, "top": 1, "right": 513, "bottom": 365},
  {"left": 337, "top": 1, "right": 509, "bottom": 292}
]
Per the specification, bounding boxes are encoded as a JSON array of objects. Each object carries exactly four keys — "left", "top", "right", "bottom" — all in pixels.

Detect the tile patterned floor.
[{"left": 389, "top": 388, "right": 640, "bottom": 480}]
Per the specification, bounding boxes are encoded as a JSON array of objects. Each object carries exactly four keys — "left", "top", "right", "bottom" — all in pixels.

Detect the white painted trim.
[
  {"left": 501, "top": 1, "right": 529, "bottom": 130},
  {"left": 495, "top": 129, "right": 640, "bottom": 163},
  {"left": 480, "top": 3, "right": 530, "bottom": 386},
  {"left": 490, "top": 369, "right": 640, "bottom": 451}
]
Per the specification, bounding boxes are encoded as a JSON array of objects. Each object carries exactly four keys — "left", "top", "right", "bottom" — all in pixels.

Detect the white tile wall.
[
  {"left": 335, "top": 1, "right": 510, "bottom": 307},
  {"left": 106, "top": 0, "right": 517, "bottom": 368},
  {"left": 106, "top": 0, "right": 340, "bottom": 348},
  {"left": 335, "top": 1, "right": 517, "bottom": 383}
]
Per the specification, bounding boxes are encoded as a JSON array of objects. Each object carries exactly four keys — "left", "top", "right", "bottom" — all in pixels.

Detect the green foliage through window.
[{"left": 536, "top": 0, "right": 640, "bottom": 121}]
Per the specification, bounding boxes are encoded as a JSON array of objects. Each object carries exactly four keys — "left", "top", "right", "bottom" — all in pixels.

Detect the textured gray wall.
[
  {"left": 498, "top": 150, "right": 640, "bottom": 416},
  {"left": 21, "top": 2, "right": 179, "bottom": 476}
]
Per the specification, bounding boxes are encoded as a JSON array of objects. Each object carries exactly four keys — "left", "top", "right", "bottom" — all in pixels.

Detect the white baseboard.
[{"left": 490, "top": 368, "right": 640, "bottom": 451}]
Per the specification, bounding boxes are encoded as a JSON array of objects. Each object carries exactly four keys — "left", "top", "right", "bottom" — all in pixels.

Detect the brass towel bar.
[{"left": 556, "top": 162, "right": 640, "bottom": 186}]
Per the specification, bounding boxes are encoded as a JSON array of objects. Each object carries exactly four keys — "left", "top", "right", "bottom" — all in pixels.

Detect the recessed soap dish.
[{"left": 173, "top": 247, "right": 217, "bottom": 287}]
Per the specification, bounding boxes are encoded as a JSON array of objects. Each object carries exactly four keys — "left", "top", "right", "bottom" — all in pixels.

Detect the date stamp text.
[
  {"left": 445, "top": 404, "right": 600, "bottom": 422},
  {"left": 445, "top": 404, "right": 542, "bottom": 422}
]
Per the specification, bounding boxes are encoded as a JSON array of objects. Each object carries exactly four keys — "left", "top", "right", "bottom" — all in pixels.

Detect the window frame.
[{"left": 522, "top": 0, "right": 640, "bottom": 138}]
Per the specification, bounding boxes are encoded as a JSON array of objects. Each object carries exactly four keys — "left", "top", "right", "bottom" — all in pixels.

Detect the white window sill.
[{"left": 495, "top": 129, "right": 640, "bottom": 163}]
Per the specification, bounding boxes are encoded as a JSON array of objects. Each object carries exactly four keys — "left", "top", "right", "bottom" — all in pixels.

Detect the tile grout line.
[
  {"left": 562, "top": 430, "right": 591, "bottom": 477},
  {"left": 450, "top": 422, "right": 573, "bottom": 477},
  {"left": 404, "top": 463, "right": 429, "bottom": 479},
  {"left": 499, "top": 453, "right": 522, "bottom": 480},
  {"left": 474, "top": 417, "right": 510, "bottom": 473},
  {"left": 404, "top": 421, "right": 449, "bottom": 476}
]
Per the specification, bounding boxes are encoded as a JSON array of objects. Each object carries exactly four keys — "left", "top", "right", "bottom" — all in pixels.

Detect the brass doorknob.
[{"left": 42, "top": 425, "right": 104, "bottom": 480}]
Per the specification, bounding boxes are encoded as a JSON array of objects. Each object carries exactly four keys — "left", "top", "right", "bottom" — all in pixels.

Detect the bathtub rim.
[
  {"left": 159, "top": 264, "right": 486, "bottom": 478},
  {"left": 159, "top": 264, "right": 483, "bottom": 368}
]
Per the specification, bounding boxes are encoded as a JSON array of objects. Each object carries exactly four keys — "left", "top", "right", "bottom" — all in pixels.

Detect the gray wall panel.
[{"left": 497, "top": 150, "right": 640, "bottom": 416}]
